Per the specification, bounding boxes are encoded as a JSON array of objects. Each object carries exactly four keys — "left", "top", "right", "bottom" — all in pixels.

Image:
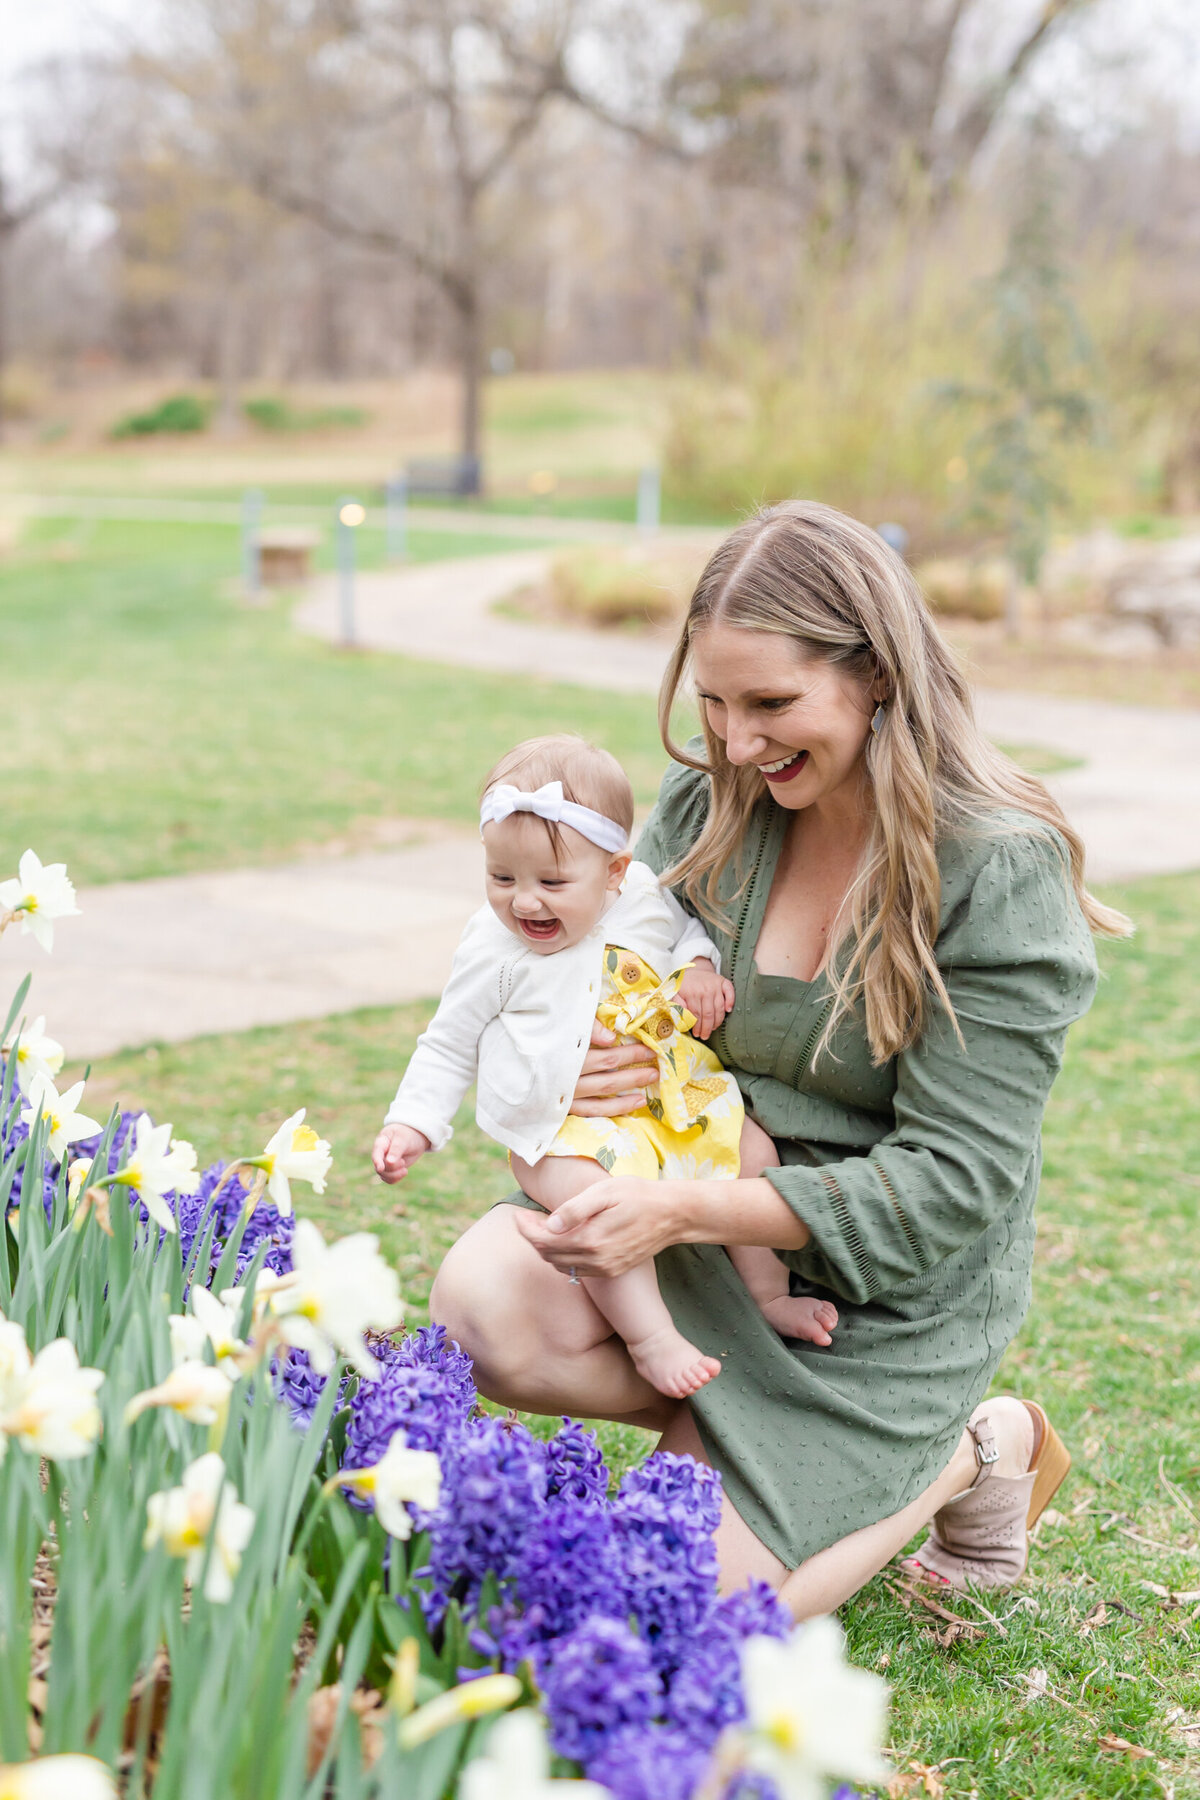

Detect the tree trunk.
[
  {"left": 214, "top": 279, "right": 246, "bottom": 437},
  {"left": 456, "top": 281, "right": 482, "bottom": 489}
]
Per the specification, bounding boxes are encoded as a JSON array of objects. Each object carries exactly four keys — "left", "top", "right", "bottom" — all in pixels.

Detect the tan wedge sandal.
[{"left": 903, "top": 1401, "right": 1071, "bottom": 1590}]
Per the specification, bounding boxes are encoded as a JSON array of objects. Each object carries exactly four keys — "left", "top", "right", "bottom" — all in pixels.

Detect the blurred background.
[
  {"left": 1, "top": 0, "right": 1197, "bottom": 556},
  {"left": 1, "top": 0, "right": 1198, "bottom": 1264}
]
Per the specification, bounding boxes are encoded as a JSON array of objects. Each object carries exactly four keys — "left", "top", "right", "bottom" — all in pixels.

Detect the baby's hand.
[
  {"left": 372, "top": 1123, "right": 431, "bottom": 1184},
  {"left": 676, "top": 959, "right": 735, "bottom": 1040}
]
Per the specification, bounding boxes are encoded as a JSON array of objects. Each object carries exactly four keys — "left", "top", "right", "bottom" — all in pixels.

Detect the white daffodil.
[
  {"left": 0, "top": 1314, "right": 32, "bottom": 1413},
  {"left": 2, "top": 1016, "right": 65, "bottom": 1096},
  {"left": 739, "top": 1618, "right": 891, "bottom": 1800},
  {"left": 168, "top": 1285, "right": 246, "bottom": 1371},
  {"left": 267, "top": 1219, "right": 403, "bottom": 1379},
  {"left": 0, "top": 1753, "right": 118, "bottom": 1800},
  {"left": 256, "top": 1110, "right": 332, "bottom": 1217},
  {"left": 0, "top": 1337, "right": 104, "bottom": 1464},
  {"left": 0, "top": 850, "right": 80, "bottom": 953},
  {"left": 20, "top": 1075, "right": 101, "bottom": 1165},
  {"left": 337, "top": 1431, "right": 441, "bottom": 1539},
  {"left": 108, "top": 1115, "right": 200, "bottom": 1233},
  {"left": 125, "top": 1360, "right": 234, "bottom": 1427},
  {"left": 144, "top": 1452, "right": 255, "bottom": 1604},
  {"left": 459, "top": 1710, "right": 611, "bottom": 1800}
]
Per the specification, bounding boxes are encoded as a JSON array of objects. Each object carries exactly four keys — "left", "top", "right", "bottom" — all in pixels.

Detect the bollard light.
[{"left": 335, "top": 496, "right": 363, "bottom": 646}]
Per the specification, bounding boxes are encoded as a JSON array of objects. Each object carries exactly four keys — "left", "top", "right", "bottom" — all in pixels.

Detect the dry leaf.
[
  {"left": 307, "top": 1686, "right": 384, "bottom": 1775},
  {"left": 887, "top": 1762, "right": 945, "bottom": 1797},
  {"left": 883, "top": 1576, "right": 987, "bottom": 1638},
  {"left": 1097, "top": 1733, "right": 1153, "bottom": 1760},
  {"left": 1021, "top": 1667, "right": 1049, "bottom": 1701}
]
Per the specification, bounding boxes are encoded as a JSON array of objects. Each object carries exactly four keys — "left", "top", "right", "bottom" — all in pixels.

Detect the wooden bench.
[
  {"left": 255, "top": 526, "right": 322, "bottom": 586},
  {"left": 405, "top": 455, "right": 482, "bottom": 498}
]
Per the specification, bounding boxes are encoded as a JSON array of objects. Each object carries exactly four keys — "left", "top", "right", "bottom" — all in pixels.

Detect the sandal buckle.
[{"left": 968, "top": 1416, "right": 1000, "bottom": 1472}]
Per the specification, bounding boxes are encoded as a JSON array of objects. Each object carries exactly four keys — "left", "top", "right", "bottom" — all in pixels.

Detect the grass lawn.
[
  {"left": 68, "top": 869, "right": 1200, "bottom": 1797},
  {"left": 0, "top": 517, "right": 677, "bottom": 885}
]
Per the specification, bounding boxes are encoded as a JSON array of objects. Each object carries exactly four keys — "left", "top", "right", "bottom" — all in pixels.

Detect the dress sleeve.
[
  {"left": 632, "top": 753, "right": 711, "bottom": 881},
  {"left": 765, "top": 832, "right": 1099, "bottom": 1303},
  {"left": 383, "top": 911, "right": 500, "bottom": 1150}
]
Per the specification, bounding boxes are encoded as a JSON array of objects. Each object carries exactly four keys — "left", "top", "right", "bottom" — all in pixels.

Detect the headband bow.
[{"left": 480, "top": 780, "right": 628, "bottom": 855}]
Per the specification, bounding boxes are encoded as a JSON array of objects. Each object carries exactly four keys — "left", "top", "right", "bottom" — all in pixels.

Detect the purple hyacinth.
[
  {"left": 425, "top": 1415, "right": 547, "bottom": 1619},
  {"left": 611, "top": 1455, "right": 722, "bottom": 1673},
  {"left": 587, "top": 1726, "right": 711, "bottom": 1800},
  {"left": 390, "top": 1325, "right": 477, "bottom": 1419},
  {"left": 344, "top": 1362, "right": 466, "bottom": 1470},
  {"left": 544, "top": 1417, "right": 608, "bottom": 1504},
  {"left": 513, "top": 1498, "right": 627, "bottom": 1659},
  {"left": 274, "top": 1347, "right": 337, "bottom": 1430},
  {"left": 539, "top": 1617, "right": 661, "bottom": 1765},
  {"left": 664, "top": 1580, "right": 792, "bottom": 1746}
]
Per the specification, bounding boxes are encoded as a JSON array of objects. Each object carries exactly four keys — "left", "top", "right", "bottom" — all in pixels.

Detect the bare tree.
[{"left": 668, "top": 0, "right": 1104, "bottom": 240}]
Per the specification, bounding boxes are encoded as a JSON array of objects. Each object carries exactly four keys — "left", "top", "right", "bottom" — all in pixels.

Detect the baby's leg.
[
  {"left": 727, "top": 1118, "right": 839, "bottom": 1347},
  {"left": 515, "top": 1153, "right": 721, "bottom": 1399}
]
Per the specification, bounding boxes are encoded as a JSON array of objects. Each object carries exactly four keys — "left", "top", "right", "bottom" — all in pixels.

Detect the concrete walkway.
[
  {"left": 297, "top": 550, "right": 1200, "bottom": 885},
  {"left": 7, "top": 550, "right": 1199, "bottom": 1061},
  {"left": 6, "top": 835, "right": 487, "bottom": 1061}
]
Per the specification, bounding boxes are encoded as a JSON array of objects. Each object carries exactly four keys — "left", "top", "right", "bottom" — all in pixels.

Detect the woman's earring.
[{"left": 871, "top": 703, "right": 886, "bottom": 737}]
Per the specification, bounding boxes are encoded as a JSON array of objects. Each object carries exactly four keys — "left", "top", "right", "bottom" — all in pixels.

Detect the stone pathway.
[{"left": 7, "top": 549, "right": 1199, "bottom": 1061}]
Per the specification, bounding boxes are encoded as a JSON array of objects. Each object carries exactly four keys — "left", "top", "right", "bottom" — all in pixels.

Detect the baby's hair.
[{"left": 482, "top": 735, "right": 634, "bottom": 858}]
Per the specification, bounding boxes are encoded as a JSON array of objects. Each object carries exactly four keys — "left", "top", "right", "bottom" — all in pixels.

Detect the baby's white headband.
[{"left": 480, "top": 780, "right": 628, "bottom": 855}]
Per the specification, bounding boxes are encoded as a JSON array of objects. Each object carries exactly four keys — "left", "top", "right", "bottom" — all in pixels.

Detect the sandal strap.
[{"left": 967, "top": 1414, "right": 1000, "bottom": 1485}]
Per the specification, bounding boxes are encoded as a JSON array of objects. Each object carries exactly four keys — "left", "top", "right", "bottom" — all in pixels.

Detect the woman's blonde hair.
[{"left": 659, "top": 499, "right": 1130, "bottom": 1066}]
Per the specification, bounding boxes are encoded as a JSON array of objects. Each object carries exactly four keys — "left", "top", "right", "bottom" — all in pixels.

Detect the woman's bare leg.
[
  {"left": 430, "top": 1203, "right": 673, "bottom": 1429},
  {"left": 659, "top": 1395, "right": 1037, "bottom": 1616},
  {"left": 515, "top": 1153, "right": 721, "bottom": 1399}
]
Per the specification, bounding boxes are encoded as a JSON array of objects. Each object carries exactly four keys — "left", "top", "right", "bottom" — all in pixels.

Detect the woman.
[{"left": 431, "top": 500, "right": 1127, "bottom": 1617}]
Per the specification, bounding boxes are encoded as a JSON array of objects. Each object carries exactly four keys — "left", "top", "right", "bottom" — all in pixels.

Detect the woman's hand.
[
  {"left": 569, "top": 1019, "right": 659, "bottom": 1118},
  {"left": 512, "top": 1177, "right": 690, "bottom": 1279}
]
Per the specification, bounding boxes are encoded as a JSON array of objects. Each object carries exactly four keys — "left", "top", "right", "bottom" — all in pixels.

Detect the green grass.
[
  {"left": 69, "top": 869, "right": 1200, "bottom": 1796},
  {"left": 0, "top": 518, "right": 675, "bottom": 884}
]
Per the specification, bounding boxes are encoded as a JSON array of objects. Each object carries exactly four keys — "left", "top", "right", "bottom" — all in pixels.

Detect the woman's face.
[{"left": 690, "top": 624, "right": 876, "bottom": 816}]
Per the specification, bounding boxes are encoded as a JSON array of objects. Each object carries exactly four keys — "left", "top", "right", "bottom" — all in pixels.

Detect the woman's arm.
[{"left": 511, "top": 1172, "right": 810, "bottom": 1279}]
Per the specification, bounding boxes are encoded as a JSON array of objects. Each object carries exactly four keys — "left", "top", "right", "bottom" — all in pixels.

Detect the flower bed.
[{"left": 0, "top": 853, "right": 889, "bottom": 1800}]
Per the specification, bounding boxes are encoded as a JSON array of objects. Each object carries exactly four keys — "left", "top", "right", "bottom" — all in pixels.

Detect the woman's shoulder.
[
  {"left": 634, "top": 741, "right": 713, "bottom": 866},
  {"left": 935, "top": 809, "right": 1096, "bottom": 970}
]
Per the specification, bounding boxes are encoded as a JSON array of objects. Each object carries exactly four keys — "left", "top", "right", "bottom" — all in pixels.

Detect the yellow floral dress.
[{"left": 545, "top": 947, "right": 744, "bottom": 1179}]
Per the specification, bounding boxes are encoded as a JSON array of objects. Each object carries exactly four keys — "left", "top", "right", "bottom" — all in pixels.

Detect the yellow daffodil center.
[
  {"left": 290, "top": 1125, "right": 320, "bottom": 1154},
  {"left": 766, "top": 1712, "right": 803, "bottom": 1753}
]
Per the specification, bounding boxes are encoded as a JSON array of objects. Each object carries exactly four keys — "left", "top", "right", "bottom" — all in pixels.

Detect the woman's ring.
[{"left": 568, "top": 1266, "right": 580, "bottom": 1284}]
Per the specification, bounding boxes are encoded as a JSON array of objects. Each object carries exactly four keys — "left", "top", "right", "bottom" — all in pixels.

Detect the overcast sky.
[{"left": 2, "top": 0, "right": 1197, "bottom": 129}]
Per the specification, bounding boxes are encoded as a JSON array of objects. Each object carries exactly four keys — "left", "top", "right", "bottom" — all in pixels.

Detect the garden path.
[{"left": 9, "top": 550, "right": 1199, "bottom": 1060}]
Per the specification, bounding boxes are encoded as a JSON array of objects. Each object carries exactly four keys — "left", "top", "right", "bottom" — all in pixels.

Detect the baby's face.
[{"left": 482, "top": 816, "right": 628, "bottom": 955}]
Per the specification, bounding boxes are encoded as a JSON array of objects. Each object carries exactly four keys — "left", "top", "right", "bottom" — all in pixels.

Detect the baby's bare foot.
[
  {"left": 759, "top": 1296, "right": 838, "bottom": 1346},
  {"left": 626, "top": 1325, "right": 721, "bottom": 1399}
]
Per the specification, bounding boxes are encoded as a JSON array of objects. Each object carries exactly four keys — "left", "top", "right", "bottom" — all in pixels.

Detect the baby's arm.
[
  {"left": 655, "top": 883, "right": 733, "bottom": 1040},
  {"left": 378, "top": 908, "right": 499, "bottom": 1177},
  {"left": 676, "top": 958, "right": 735, "bottom": 1041}
]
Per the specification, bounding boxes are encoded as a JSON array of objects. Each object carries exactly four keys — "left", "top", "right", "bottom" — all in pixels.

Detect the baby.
[{"left": 373, "top": 736, "right": 837, "bottom": 1398}]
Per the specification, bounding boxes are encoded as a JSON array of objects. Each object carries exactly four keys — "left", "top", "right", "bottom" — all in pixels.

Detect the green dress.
[{"left": 507, "top": 758, "right": 1099, "bottom": 1569}]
